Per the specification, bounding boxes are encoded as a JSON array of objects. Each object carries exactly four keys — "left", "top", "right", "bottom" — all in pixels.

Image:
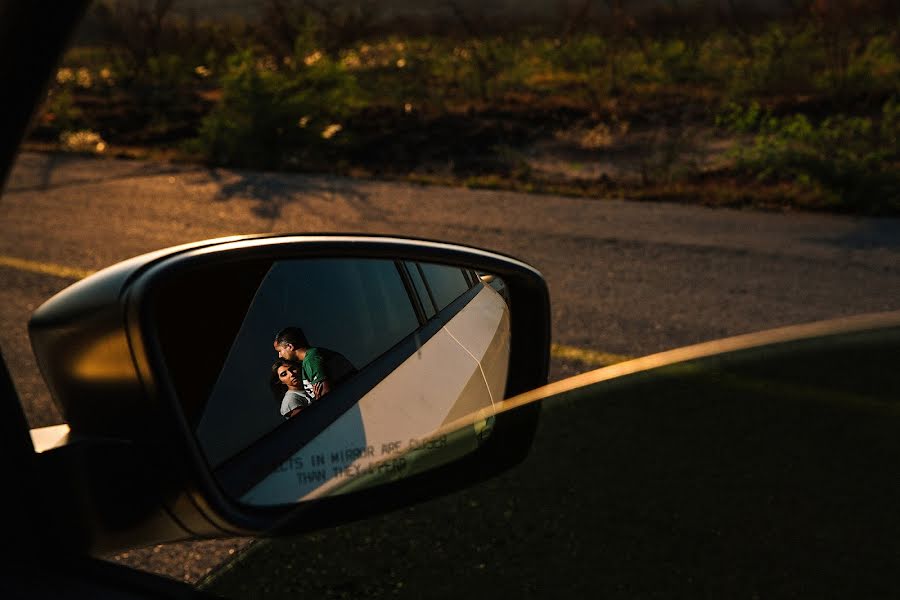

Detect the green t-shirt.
[
  {"left": 302, "top": 347, "right": 328, "bottom": 388},
  {"left": 301, "top": 347, "right": 356, "bottom": 398}
]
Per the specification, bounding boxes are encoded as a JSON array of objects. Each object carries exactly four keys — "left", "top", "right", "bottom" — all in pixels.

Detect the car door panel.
[{"left": 442, "top": 285, "right": 511, "bottom": 404}]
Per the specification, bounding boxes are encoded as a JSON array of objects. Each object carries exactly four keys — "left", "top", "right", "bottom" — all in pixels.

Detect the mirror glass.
[{"left": 171, "top": 258, "right": 510, "bottom": 506}]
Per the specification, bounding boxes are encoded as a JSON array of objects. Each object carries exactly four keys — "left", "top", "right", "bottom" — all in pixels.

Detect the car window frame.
[{"left": 397, "top": 261, "right": 435, "bottom": 323}]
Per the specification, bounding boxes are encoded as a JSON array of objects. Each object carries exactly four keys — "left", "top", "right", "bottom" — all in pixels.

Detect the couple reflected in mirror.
[{"left": 271, "top": 327, "right": 358, "bottom": 419}]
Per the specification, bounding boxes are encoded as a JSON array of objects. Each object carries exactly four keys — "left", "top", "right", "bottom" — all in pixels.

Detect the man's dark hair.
[{"left": 275, "top": 326, "right": 309, "bottom": 349}]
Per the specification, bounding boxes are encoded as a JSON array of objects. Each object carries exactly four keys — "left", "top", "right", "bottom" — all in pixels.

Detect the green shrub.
[
  {"left": 191, "top": 48, "right": 361, "bottom": 169},
  {"left": 728, "top": 24, "right": 821, "bottom": 97},
  {"left": 545, "top": 35, "right": 607, "bottom": 73},
  {"left": 43, "top": 88, "right": 84, "bottom": 134},
  {"left": 140, "top": 54, "right": 196, "bottom": 121},
  {"left": 819, "top": 34, "right": 900, "bottom": 99},
  {"left": 434, "top": 37, "right": 523, "bottom": 102},
  {"left": 719, "top": 99, "right": 900, "bottom": 213},
  {"left": 350, "top": 37, "right": 442, "bottom": 110},
  {"left": 651, "top": 38, "right": 716, "bottom": 85}
]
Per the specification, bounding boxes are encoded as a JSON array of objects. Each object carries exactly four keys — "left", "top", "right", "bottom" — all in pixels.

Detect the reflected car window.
[
  {"left": 404, "top": 261, "right": 437, "bottom": 319},
  {"left": 419, "top": 263, "right": 470, "bottom": 311}
]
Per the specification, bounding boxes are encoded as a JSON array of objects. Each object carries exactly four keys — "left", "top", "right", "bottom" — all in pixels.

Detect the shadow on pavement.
[{"left": 206, "top": 168, "right": 382, "bottom": 223}]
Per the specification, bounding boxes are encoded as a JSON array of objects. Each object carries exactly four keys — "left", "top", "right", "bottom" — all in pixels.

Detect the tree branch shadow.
[{"left": 203, "top": 168, "right": 383, "bottom": 226}]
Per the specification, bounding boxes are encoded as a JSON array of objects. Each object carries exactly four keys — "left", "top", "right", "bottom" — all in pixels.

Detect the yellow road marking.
[
  {"left": 0, "top": 255, "right": 95, "bottom": 280},
  {"left": 550, "top": 343, "right": 633, "bottom": 367},
  {"left": 0, "top": 253, "right": 634, "bottom": 367}
]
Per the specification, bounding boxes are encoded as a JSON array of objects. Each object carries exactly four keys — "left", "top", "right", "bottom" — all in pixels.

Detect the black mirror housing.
[{"left": 28, "top": 234, "right": 551, "bottom": 555}]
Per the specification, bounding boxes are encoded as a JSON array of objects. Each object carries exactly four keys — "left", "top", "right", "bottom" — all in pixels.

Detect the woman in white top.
[{"left": 271, "top": 358, "right": 312, "bottom": 419}]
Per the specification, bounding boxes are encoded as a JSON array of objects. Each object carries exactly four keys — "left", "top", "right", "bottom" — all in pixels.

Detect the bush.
[
  {"left": 719, "top": 99, "right": 900, "bottom": 213},
  {"left": 727, "top": 24, "right": 821, "bottom": 97},
  {"left": 138, "top": 54, "right": 197, "bottom": 121},
  {"left": 191, "top": 48, "right": 362, "bottom": 169},
  {"left": 42, "top": 88, "right": 84, "bottom": 134},
  {"left": 820, "top": 34, "right": 900, "bottom": 100},
  {"left": 428, "top": 37, "right": 524, "bottom": 102}
]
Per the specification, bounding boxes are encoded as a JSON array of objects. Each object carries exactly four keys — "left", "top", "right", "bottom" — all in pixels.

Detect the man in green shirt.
[{"left": 274, "top": 327, "right": 357, "bottom": 401}]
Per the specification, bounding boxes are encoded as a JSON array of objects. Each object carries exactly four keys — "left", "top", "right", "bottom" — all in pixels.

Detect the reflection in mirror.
[{"left": 192, "top": 259, "right": 511, "bottom": 506}]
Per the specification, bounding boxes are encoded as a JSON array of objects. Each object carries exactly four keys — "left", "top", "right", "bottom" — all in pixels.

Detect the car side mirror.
[{"left": 27, "top": 235, "right": 550, "bottom": 555}]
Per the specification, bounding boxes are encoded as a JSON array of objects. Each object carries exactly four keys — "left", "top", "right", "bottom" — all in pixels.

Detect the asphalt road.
[{"left": 2, "top": 151, "right": 900, "bottom": 584}]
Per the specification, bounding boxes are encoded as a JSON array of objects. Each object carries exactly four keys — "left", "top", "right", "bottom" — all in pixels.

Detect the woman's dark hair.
[{"left": 270, "top": 358, "right": 302, "bottom": 402}]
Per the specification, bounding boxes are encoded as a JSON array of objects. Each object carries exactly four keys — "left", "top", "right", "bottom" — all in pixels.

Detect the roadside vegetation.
[{"left": 28, "top": 0, "right": 900, "bottom": 214}]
